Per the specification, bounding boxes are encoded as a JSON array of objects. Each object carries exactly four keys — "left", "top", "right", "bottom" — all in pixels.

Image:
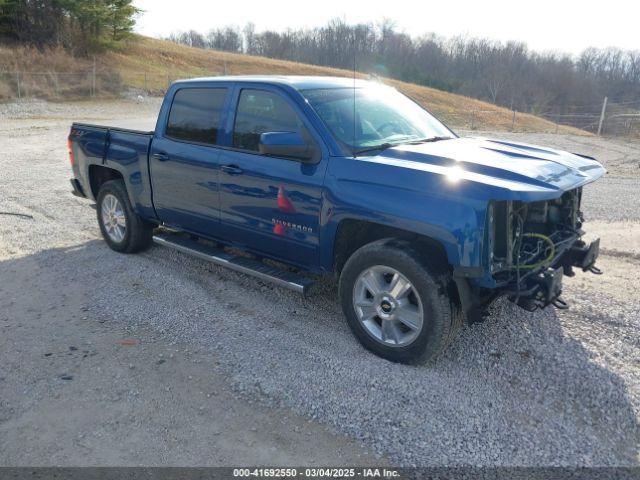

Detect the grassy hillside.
[{"left": 0, "top": 36, "right": 586, "bottom": 134}]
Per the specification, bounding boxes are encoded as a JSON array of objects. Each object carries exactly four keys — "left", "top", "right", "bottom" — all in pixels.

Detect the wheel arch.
[
  {"left": 88, "top": 164, "right": 124, "bottom": 199},
  {"left": 88, "top": 163, "right": 156, "bottom": 222},
  {"left": 330, "top": 218, "right": 456, "bottom": 276}
]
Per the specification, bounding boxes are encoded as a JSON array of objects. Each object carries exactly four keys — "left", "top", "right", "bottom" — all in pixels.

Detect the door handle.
[
  {"left": 221, "top": 164, "right": 244, "bottom": 175},
  {"left": 152, "top": 152, "right": 169, "bottom": 161}
]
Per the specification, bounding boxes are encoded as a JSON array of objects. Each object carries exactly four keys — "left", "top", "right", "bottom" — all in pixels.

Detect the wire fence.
[
  {"left": 0, "top": 71, "right": 179, "bottom": 99},
  {"left": 439, "top": 103, "right": 640, "bottom": 137},
  {"left": 1, "top": 69, "right": 639, "bottom": 137}
]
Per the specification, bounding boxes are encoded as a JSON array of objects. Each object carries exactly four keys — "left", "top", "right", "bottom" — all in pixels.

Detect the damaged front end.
[
  {"left": 487, "top": 187, "right": 601, "bottom": 312},
  {"left": 455, "top": 187, "right": 603, "bottom": 322}
]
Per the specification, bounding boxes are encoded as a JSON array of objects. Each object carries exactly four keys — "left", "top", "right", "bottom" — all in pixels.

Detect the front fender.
[{"left": 320, "top": 157, "right": 489, "bottom": 271}]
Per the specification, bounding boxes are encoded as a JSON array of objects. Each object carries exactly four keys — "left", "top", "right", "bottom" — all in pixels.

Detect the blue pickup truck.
[{"left": 68, "top": 76, "right": 604, "bottom": 363}]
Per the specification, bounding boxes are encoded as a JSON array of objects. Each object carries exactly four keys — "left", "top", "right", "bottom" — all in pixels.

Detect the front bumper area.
[
  {"left": 564, "top": 237, "right": 600, "bottom": 272},
  {"left": 458, "top": 237, "right": 603, "bottom": 322},
  {"left": 512, "top": 266, "right": 566, "bottom": 311},
  {"left": 511, "top": 237, "right": 601, "bottom": 312}
]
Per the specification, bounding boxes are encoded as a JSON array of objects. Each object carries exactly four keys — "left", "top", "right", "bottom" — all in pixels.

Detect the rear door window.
[{"left": 166, "top": 88, "right": 227, "bottom": 145}]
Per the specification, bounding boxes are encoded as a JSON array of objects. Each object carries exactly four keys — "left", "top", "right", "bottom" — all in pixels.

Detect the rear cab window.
[{"left": 165, "top": 88, "right": 227, "bottom": 145}]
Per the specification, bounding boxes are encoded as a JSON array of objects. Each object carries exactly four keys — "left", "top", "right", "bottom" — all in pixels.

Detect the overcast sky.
[{"left": 133, "top": 0, "right": 639, "bottom": 55}]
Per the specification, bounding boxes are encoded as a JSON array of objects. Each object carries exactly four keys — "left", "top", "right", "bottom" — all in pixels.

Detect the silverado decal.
[{"left": 271, "top": 218, "right": 313, "bottom": 233}]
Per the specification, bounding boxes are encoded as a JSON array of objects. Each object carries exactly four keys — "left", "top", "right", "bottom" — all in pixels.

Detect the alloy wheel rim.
[
  {"left": 353, "top": 265, "right": 424, "bottom": 347},
  {"left": 101, "top": 194, "right": 126, "bottom": 243}
]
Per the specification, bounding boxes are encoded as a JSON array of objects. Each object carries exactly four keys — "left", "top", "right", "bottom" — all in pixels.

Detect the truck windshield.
[{"left": 301, "top": 85, "right": 454, "bottom": 155}]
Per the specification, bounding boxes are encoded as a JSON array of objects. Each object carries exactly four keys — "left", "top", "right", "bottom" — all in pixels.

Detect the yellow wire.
[{"left": 515, "top": 233, "right": 555, "bottom": 270}]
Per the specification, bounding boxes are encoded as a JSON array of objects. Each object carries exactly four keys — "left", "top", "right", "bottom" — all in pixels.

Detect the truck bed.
[
  {"left": 72, "top": 117, "right": 157, "bottom": 134},
  {"left": 69, "top": 121, "right": 156, "bottom": 220}
]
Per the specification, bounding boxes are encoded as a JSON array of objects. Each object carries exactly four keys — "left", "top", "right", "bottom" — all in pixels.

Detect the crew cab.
[{"left": 68, "top": 76, "right": 604, "bottom": 363}]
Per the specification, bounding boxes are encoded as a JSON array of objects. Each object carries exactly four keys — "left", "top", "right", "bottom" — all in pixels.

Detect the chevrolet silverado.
[{"left": 68, "top": 76, "right": 604, "bottom": 363}]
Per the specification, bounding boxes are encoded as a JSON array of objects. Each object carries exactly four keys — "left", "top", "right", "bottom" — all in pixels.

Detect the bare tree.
[{"left": 165, "top": 20, "right": 640, "bottom": 114}]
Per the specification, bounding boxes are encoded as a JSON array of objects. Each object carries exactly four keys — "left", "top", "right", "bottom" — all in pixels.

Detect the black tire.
[
  {"left": 339, "top": 238, "right": 462, "bottom": 364},
  {"left": 96, "top": 179, "right": 154, "bottom": 253}
]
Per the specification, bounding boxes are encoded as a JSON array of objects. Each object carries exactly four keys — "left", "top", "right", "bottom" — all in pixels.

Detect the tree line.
[
  {"left": 0, "top": 0, "right": 139, "bottom": 54},
  {"left": 168, "top": 19, "right": 640, "bottom": 115}
]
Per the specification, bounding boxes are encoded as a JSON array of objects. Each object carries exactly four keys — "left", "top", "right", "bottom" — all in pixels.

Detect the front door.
[
  {"left": 150, "top": 86, "right": 229, "bottom": 236},
  {"left": 217, "top": 87, "right": 327, "bottom": 268}
]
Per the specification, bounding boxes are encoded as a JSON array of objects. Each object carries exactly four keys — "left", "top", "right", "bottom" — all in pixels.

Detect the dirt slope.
[{"left": 0, "top": 35, "right": 586, "bottom": 134}]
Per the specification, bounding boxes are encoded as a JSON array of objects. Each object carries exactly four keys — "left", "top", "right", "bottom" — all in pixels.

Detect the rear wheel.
[
  {"left": 96, "top": 180, "right": 154, "bottom": 253},
  {"left": 339, "top": 238, "right": 462, "bottom": 364}
]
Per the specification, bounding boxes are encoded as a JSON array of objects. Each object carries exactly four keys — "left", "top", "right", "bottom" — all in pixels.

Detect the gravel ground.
[{"left": 1, "top": 99, "right": 638, "bottom": 466}]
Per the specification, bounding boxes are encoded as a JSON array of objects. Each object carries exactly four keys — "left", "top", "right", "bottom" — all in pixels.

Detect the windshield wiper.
[
  {"left": 353, "top": 136, "right": 453, "bottom": 156},
  {"left": 353, "top": 143, "right": 394, "bottom": 156},
  {"left": 408, "top": 136, "right": 454, "bottom": 144}
]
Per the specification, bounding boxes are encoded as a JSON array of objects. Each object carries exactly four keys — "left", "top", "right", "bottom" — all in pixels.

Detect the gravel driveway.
[{"left": 1, "top": 99, "right": 638, "bottom": 466}]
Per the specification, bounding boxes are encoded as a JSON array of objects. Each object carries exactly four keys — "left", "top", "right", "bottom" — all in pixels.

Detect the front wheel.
[
  {"left": 96, "top": 179, "right": 154, "bottom": 253},
  {"left": 339, "top": 239, "right": 462, "bottom": 364}
]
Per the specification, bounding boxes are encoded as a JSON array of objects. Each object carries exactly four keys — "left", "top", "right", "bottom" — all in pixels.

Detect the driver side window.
[{"left": 233, "top": 89, "right": 305, "bottom": 152}]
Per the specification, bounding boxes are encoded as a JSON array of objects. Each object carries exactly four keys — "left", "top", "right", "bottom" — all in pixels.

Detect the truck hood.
[{"left": 363, "top": 136, "right": 606, "bottom": 198}]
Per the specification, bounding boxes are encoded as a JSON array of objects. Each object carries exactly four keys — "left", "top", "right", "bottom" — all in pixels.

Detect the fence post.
[
  {"left": 167, "top": 74, "right": 171, "bottom": 90},
  {"left": 511, "top": 110, "right": 516, "bottom": 131},
  {"left": 91, "top": 56, "right": 96, "bottom": 97},
  {"left": 597, "top": 96, "right": 608, "bottom": 136},
  {"left": 470, "top": 110, "right": 475, "bottom": 130},
  {"left": 16, "top": 72, "right": 21, "bottom": 99},
  {"left": 144, "top": 72, "right": 148, "bottom": 93}
]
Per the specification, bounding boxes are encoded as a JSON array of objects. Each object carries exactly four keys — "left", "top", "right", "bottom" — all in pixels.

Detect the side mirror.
[{"left": 259, "top": 132, "right": 316, "bottom": 162}]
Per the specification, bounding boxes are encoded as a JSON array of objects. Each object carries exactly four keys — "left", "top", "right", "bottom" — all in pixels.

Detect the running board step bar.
[{"left": 152, "top": 233, "right": 314, "bottom": 295}]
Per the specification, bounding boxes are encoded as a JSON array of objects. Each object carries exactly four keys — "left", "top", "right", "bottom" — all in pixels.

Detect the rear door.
[
  {"left": 217, "top": 86, "right": 328, "bottom": 268},
  {"left": 150, "top": 86, "right": 230, "bottom": 236}
]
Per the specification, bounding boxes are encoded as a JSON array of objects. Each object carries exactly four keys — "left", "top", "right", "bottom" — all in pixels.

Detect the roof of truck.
[{"left": 176, "top": 75, "right": 375, "bottom": 90}]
